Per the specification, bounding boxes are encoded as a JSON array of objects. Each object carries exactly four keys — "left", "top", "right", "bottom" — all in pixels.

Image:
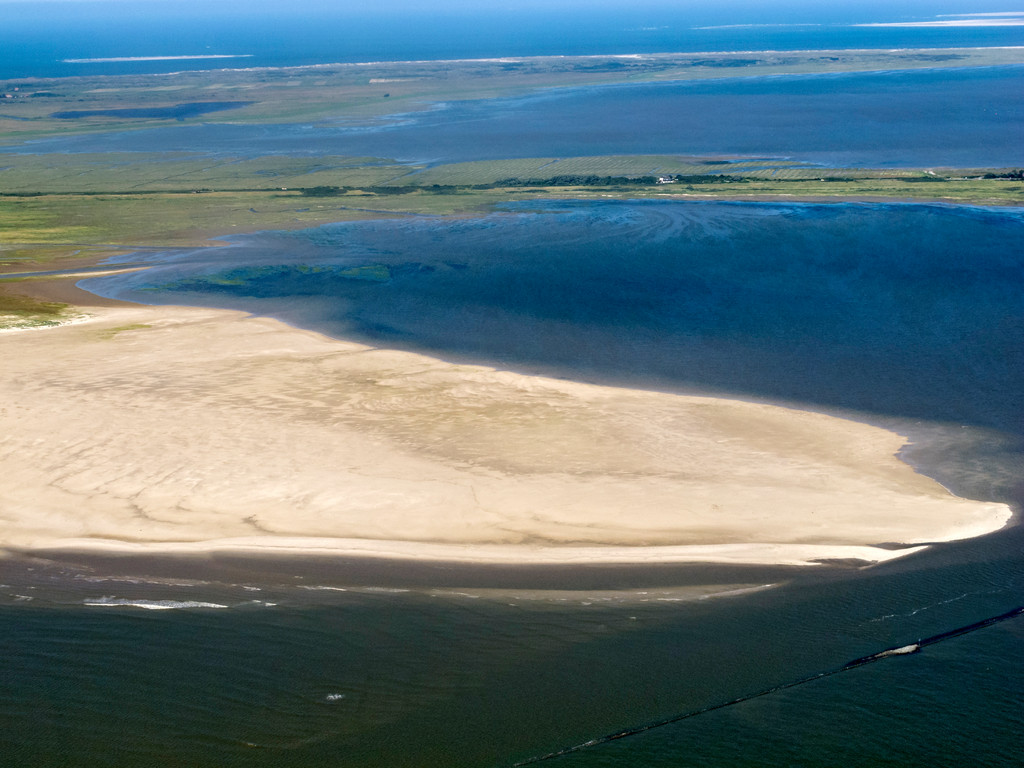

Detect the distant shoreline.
[
  {"left": 6, "top": 45, "right": 1022, "bottom": 85},
  {"left": 39, "top": 45, "right": 1024, "bottom": 80},
  {"left": 151, "top": 45, "right": 1024, "bottom": 78},
  {"left": 217, "top": 43, "right": 1024, "bottom": 68}
]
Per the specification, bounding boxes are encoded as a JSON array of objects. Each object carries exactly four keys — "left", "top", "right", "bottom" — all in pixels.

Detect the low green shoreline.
[
  {"left": 2, "top": 153, "right": 1021, "bottom": 259},
  {"left": 2, "top": 155, "right": 1022, "bottom": 329}
]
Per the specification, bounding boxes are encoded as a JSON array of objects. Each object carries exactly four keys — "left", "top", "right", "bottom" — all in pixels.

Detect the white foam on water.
[
  {"left": 83, "top": 597, "right": 229, "bottom": 610},
  {"left": 868, "top": 591, "right": 979, "bottom": 622},
  {"left": 429, "top": 590, "right": 481, "bottom": 600},
  {"left": 75, "top": 575, "right": 209, "bottom": 588},
  {"left": 63, "top": 55, "right": 254, "bottom": 64}
]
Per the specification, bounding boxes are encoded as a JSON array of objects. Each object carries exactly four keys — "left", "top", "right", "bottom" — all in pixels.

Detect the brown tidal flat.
[{"left": 0, "top": 305, "right": 1010, "bottom": 567}]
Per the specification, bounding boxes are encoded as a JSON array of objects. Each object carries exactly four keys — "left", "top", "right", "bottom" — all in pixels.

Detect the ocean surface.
[
  {"left": 3, "top": 542, "right": 1023, "bottom": 768},
  {"left": 4, "top": 6, "right": 1024, "bottom": 767},
  {"left": 3, "top": 1, "right": 1024, "bottom": 79}
]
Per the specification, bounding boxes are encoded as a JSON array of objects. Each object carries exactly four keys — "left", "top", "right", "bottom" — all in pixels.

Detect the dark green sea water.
[{"left": 3, "top": 530, "right": 1022, "bottom": 767}]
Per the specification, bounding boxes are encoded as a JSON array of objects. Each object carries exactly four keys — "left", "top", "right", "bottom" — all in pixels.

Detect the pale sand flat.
[{"left": 0, "top": 305, "right": 1011, "bottom": 566}]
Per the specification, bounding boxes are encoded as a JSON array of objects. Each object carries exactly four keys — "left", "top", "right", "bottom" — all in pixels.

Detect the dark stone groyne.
[{"left": 512, "top": 606, "right": 1024, "bottom": 766}]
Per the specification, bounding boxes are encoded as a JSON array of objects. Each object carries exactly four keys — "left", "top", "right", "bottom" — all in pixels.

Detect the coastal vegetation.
[
  {"left": 3, "top": 154, "right": 1020, "bottom": 329},
  {"left": 0, "top": 284, "right": 71, "bottom": 329},
  {"left": 2, "top": 156, "right": 1020, "bottom": 253},
  {"left": 1, "top": 154, "right": 1020, "bottom": 256},
  {"left": 3, "top": 151, "right": 1021, "bottom": 202}
]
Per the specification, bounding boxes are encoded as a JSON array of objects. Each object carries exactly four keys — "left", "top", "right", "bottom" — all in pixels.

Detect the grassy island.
[{"left": 3, "top": 150, "right": 1022, "bottom": 330}]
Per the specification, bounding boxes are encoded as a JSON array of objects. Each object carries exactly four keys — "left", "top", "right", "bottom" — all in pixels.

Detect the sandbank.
[{"left": 0, "top": 304, "right": 1011, "bottom": 568}]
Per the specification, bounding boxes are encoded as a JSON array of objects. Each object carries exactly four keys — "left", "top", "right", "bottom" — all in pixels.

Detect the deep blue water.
[
  {"left": 49, "top": 101, "right": 253, "bottom": 121},
  {"left": 85, "top": 200, "right": 1024, "bottom": 435},
  {"left": 3, "top": 1, "right": 1024, "bottom": 79}
]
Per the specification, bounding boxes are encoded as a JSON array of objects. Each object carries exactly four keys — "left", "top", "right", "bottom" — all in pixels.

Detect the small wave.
[
  {"left": 429, "top": 590, "right": 481, "bottom": 600},
  {"left": 75, "top": 574, "right": 210, "bottom": 588},
  {"left": 325, "top": 693, "right": 346, "bottom": 702},
  {"left": 83, "top": 597, "right": 229, "bottom": 610},
  {"left": 63, "top": 55, "right": 254, "bottom": 64},
  {"left": 869, "top": 591, "right": 981, "bottom": 622}
]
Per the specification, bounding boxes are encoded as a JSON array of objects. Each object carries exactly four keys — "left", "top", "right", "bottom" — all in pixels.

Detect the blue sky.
[
  {"left": 2, "top": 0, "right": 1020, "bottom": 25},
  {"left": 0, "top": 0, "right": 1015, "bottom": 9}
]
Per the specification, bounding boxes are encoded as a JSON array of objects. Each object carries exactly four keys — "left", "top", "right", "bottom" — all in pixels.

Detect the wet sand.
[
  {"left": 1, "top": 271, "right": 141, "bottom": 308},
  {"left": 0, "top": 303, "right": 1010, "bottom": 568}
]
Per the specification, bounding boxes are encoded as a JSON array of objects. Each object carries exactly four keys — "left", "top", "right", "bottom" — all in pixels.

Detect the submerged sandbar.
[{"left": 0, "top": 305, "right": 1010, "bottom": 567}]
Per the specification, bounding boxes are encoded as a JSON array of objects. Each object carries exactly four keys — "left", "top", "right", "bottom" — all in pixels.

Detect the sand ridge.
[{"left": 0, "top": 305, "right": 1011, "bottom": 566}]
